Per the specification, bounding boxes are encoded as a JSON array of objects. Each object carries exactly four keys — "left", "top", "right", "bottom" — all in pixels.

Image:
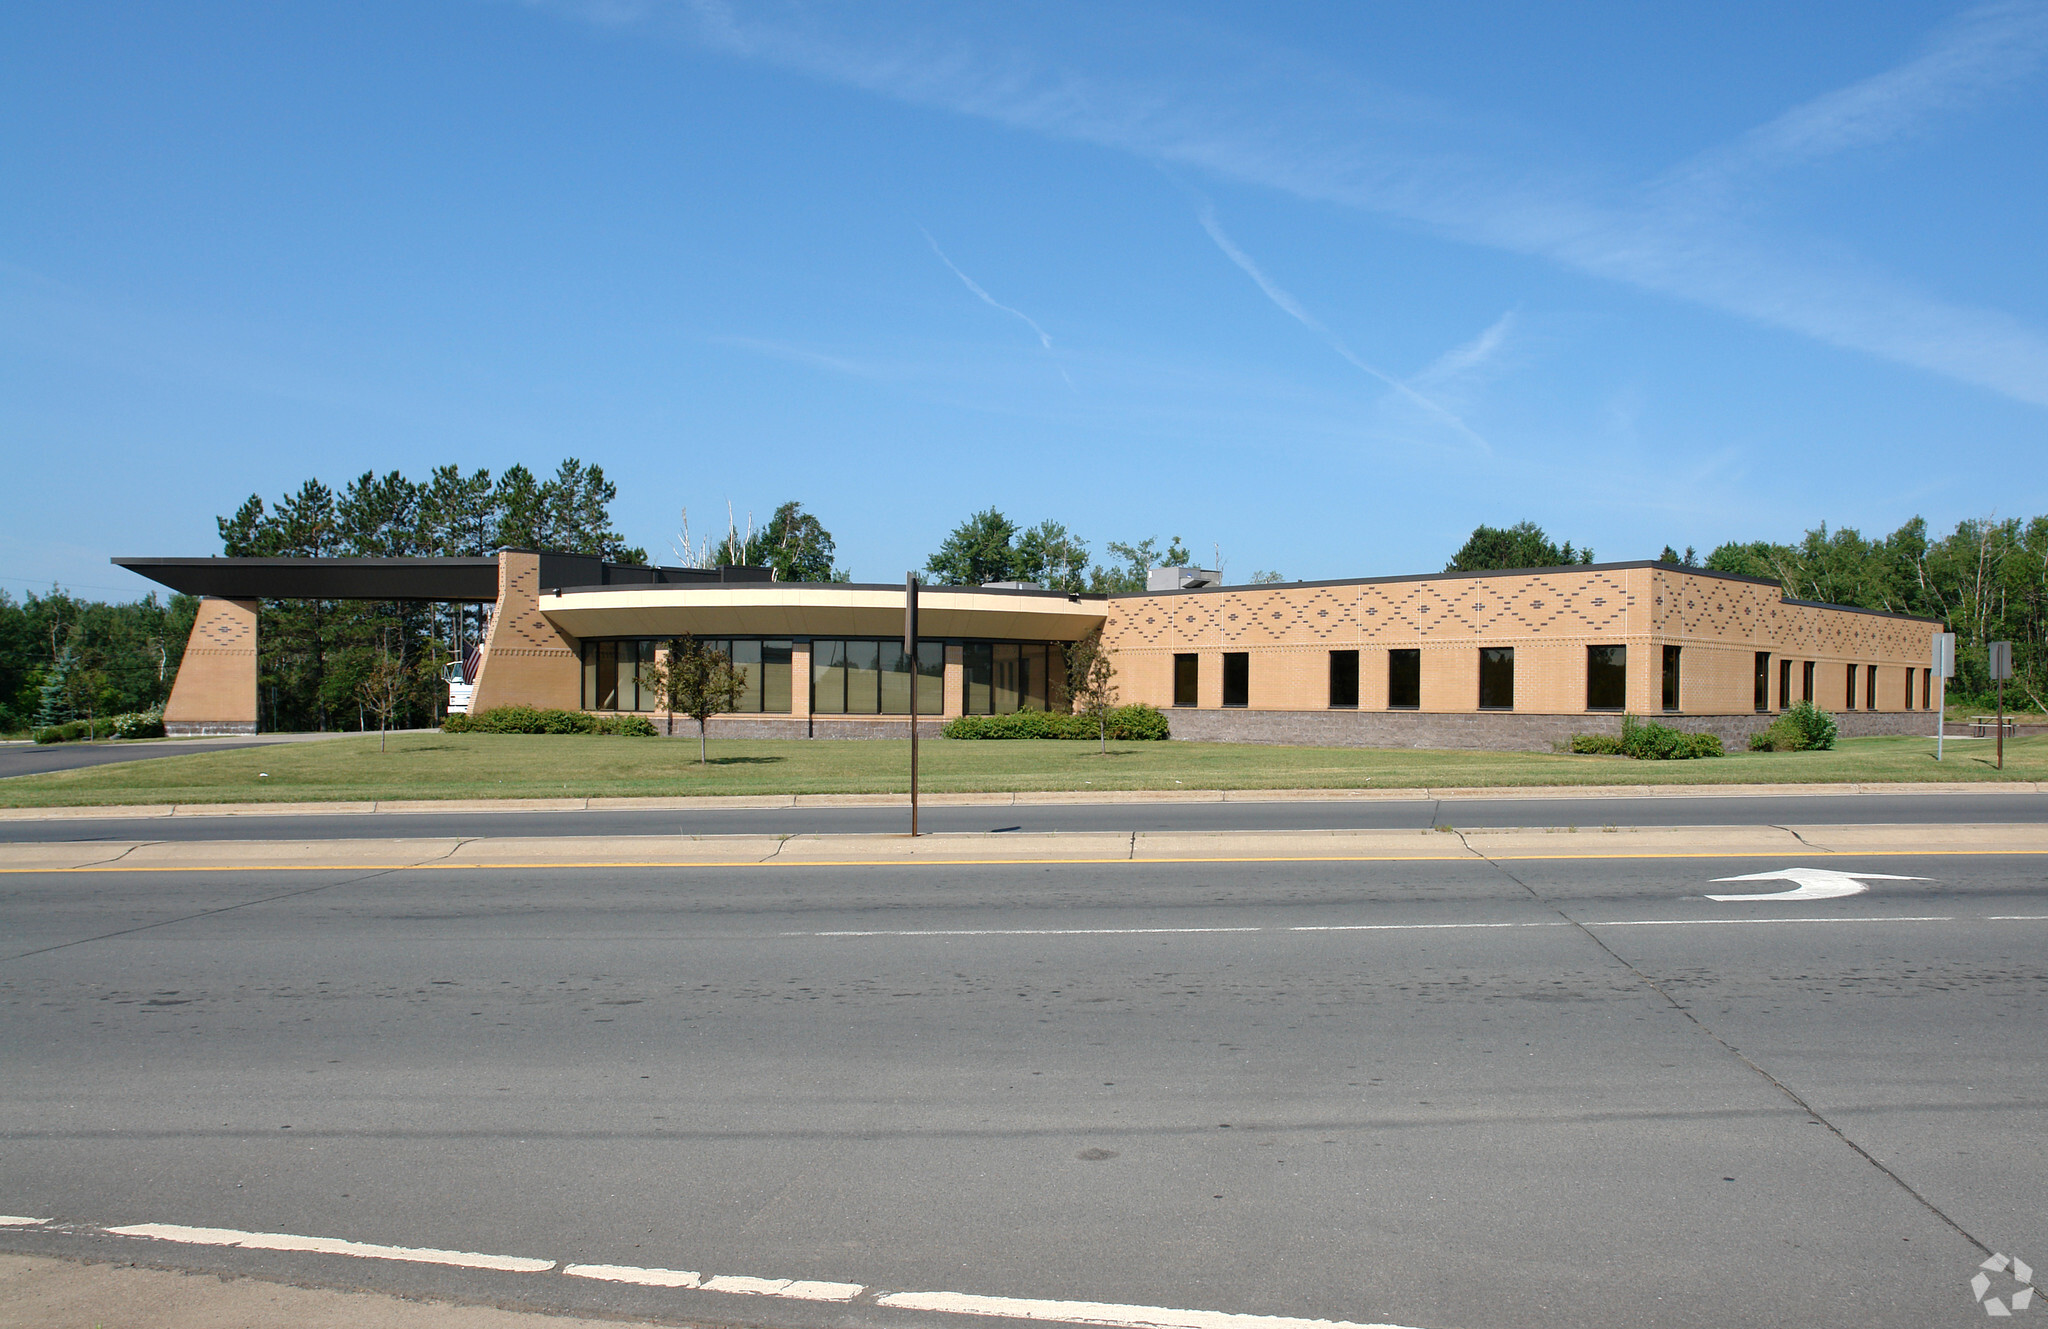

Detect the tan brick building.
[{"left": 123, "top": 552, "right": 1940, "bottom": 750}]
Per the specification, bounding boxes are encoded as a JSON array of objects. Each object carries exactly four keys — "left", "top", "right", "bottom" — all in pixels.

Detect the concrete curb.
[
  {"left": 0, "top": 780, "right": 2040, "bottom": 822},
  {"left": 3, "top": 822, "right": 2043, "bottom": 872}
]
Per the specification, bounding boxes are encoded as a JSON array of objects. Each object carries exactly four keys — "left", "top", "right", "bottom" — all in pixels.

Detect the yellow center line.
[{"left": 3, "top": 846, "right": 2046, "bottom": 873}]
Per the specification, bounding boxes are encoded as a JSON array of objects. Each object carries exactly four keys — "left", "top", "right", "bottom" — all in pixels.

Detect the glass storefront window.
[
  {"left": 810, "top": 639, "right": 945, "bottom": 714},
  {"left": 845, "top": 640, "right": 881, "bottom": 714},
  {"left": 582, "top": 638, "right": 791, "bottom": 713}
]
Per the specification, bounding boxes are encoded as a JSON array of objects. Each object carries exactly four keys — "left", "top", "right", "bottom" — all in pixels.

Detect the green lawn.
[{"left": 0, "top": 731, "right": 2040, "bottom": 807}]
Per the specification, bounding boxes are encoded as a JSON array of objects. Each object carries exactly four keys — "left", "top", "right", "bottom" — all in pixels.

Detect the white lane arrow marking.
[{"left": 1706, "top": 867, "right": 1926, "bottom": 901}]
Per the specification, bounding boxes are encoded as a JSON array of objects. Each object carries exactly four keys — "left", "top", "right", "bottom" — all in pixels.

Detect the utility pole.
[
  {"left": 1990, "top": 640, "right": 2013, "bottom": 771},
  {"left": 906, "top": 573, "right": 920, "bottom": 837},
  {"left": 1932, "top": 632, "right": 1955, "bottom": 762}
]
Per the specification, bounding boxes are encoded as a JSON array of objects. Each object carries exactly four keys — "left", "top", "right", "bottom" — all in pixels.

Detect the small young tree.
[
  {"left": 650, "top": 634, "right": 747, "bottom": 764},
  {"left": 355, "top": 643, "right": 410, "bottom": 753},
  {"left": 1066, "top": 626, "right": 1119, "bottom": 754}
]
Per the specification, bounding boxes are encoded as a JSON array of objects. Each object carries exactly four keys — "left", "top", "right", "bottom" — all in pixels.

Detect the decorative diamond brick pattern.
[{"left": 1107, "top": 569, "right": 1640, "bottom": 651}]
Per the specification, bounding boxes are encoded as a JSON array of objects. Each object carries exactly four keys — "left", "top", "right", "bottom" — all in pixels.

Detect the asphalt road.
[
  {"left": 0, "top": 735, "right": 320, "bottom": 780},
  {"left": 2, "top": 847, "right": 2044, "bottom": 1328},
  {"left": 3, "top": 789, "right": 2046, "bottom": 844}
]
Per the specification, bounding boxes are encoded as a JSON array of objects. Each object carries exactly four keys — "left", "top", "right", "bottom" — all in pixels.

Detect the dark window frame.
[
  {"left": 1221, "top": 652, "right": 1250, "bottom": 708},
  {"left": 1754, "top": 652, "right": 1771, "bottom": 713},
  {"left": 1845, "top": 662, "right": 1858, "bottom": 710},
  {"left": 1173, "top": 653, "right": 1199, "bottom": 708},
  {"left": 1802, "top": 661, "right": 1815, "bottom": 703},
  {"left": 1780, "top": 658, "right": 1793, "bottom": 710},
  {"left": 1866, "top": 664, "right": 1878, "bottom": 711},
  {"left": 1585, "top": 644, "right": 1626, "bottom": 712},
  {"left": 1328, "top": 650, "right": 1360, "bottom": 709},
  {"left": 1387, "top": 649, "right": 1421, "bottom": 710},
  {"left": 1661, "top": 645, "right": 1682, "bottom": 712},
  {"left": 1478, "top": 647, "right": 1515, "bottom": 711}
]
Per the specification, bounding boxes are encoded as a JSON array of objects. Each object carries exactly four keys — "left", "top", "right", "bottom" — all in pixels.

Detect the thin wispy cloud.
[
  {"left": 547, "top": 0, "right": 2048, "bottom": 409},
  {"left": 1414, "top": 311, "right": 1516, "bottom": 388},
  {"left": 1194, "top": 205, "right": 1489, "bottom": 450},
  {"left": 919, "top": 226, "right": 1072, "bottom": 387},
  {"left": 921, "top": 227, "right": 1053, "bottom": 349}
]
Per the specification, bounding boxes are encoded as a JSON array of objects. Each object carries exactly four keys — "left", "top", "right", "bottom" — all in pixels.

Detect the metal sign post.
[
  {"left": 906, "top": 573, "right": 919, "bottom": 837},
  {"left": 1990, "top": 640, "right": 2013, "bottom": 771},
  {"left": 1932, "top": 632, "right": 1955, "bottom": 762}
]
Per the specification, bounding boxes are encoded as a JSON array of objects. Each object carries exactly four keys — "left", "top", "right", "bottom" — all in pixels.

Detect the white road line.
[
  {"left": 800, "top": 927, "right": 1265, "bottom": 937},
  {"left": 1290, "top": 922, "right": 1563, "bottom": 932},
  {"left": 105, "top": 1222, "right": 555, "bottom": 1273},
  {"left": 563, "top": 1263, "right": 702, "bottom": 1287},
  {"left": 100, "top": 1216, "right": 1431, "bottom": 1328},
  {"left": 1986, "top": 915, "right": 2048, "bottom": 920},
  {"left": 792, "top": 916, "right": 1980, "bottom": 939},
  {"left": 0, "top": 1216, "right": 46, "bottom": 1227},
  {"left": 700, "top": 1273, "right": 865, "bottom": 1301},
  {"left": 1585, "top": 915, "right": 1952, "bottom": 927},
  {"left": 876, "top": 1290, "right": 1423, "bottom": 1329}
]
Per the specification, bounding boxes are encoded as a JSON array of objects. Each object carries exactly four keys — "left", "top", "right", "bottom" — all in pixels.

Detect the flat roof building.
[{"left": 120, "top": 550, "right": 1942, "bottom": 749}]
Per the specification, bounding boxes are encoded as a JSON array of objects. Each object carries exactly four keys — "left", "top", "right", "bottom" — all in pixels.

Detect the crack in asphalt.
[
  {"left": 1465, "top": 843, "right": 1999, "bottom": 1260},
  {"left": 0, "top": 843, "right": 469, "bottom": 964}
]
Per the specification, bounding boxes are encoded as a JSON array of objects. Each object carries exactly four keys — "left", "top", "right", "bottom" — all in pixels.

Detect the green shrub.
[
  {"left": 112, "top": 710, "right": 166, "bottom": 739},
  {"left": 442, "top": 707, "right": 654, "bottom": 736},
  {"left": 942, "top": 705, "right": 1170, "bottom": 741},
  {"left": 1571, "top": 715, "right": 1721, "bottom": 760},
  {"left": 1105, "top": 704, "right": 1170, "bottom": 740},
  {"left": 33, "top": 718, "right": 120, "bottom": 744},
  {"left": 1784, "top": 700, "right": 1837, "bottom": 751},
  {"left": 1750, "top": 701, "right": 1837, "bottom": 752}
]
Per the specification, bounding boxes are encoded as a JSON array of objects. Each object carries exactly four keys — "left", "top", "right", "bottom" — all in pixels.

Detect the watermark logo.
[{"left": 1972, "top": 1254, "right": 2036, "bottom": 1317}]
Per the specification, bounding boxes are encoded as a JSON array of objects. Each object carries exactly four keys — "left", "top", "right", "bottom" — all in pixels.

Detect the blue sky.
[{"left": 4, "top": 1, "right": 2045, "bottom": 597}]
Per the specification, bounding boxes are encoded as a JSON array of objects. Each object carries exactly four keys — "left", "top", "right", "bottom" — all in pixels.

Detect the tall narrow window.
[
  {"left": 1222, "top": 652, "right": 1249, "bottom": 707},
  {"left": 879, "top": 642, "right": 913, "bottom": 716},
  {"left": 1388, "top": 649, "right": 1421, "bottom": 710},
  {"left": 595, "top": 641, "right": 619, "bottom": 710},
  {"left": 963, "top": 642, "right": 993, "bottom": 714},
  {"left": 1866, "top": 665, "right": 1877, "bottom": 710},
  {"left": 1329, "top": 650, "right": 1360, "bottom": 708},
  {"left": 1661, "top": 645, "right": 1681, "bottom": 712},
  {"left": 1903, "top": 667, "right": 1915, "bottom": 713},
  {"left": 1478, "top": 647, "right": 1514, "bottom": 710},
  {"left": 1802, "top": 661, "right": 1815, "bottom": 703},
  {"left": 761, "top": 641, "right": 793, "bottom": 713},
  {"left": 811, "top": 639, "right": 847, "bottom": 714},
  {"left": 916, "top": 641, "right": 944, "bottom": 715},
  {"left": 1586, "top": 645, "right": 1626, "bottom": 711},
  {"left": 1022, "top": 644, "right": 1049, "bottom": 712},
  {"left": 1921, "top": 668, "right": 1931, "bottom": 710},
  {"left": 1844, "top": 663, "right": 1858, "bottom": 710},
  {"left": 1754, "top": 652, "right": 1771, "bottom": 712},
  {"left": 1780, "top": 659, "right": 1793, "bottom": 710},
  {"left": 1173, "top": 654, "right": 1199, "bottom": 707}
]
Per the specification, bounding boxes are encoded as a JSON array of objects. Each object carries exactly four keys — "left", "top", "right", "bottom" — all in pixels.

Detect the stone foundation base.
[
  {"left": 166, "top": 722, "right": 258, "bottom": 737},
  {"left": 653, "top": 717, "right": 947, "bottom": 740},
  {"left": 1164, "top": 708, "right": 1938, "bottom": 753}
]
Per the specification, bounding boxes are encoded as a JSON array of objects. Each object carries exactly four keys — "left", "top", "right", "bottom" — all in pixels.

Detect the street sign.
[
  {"left": 1931, "top": 632, "right": 1956, "bottom": 677},
  {"left": 1989, "top": 641, "right": 2013, "bottom": 681}
]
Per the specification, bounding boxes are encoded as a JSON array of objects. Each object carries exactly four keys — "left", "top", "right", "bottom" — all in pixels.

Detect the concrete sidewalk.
[
  {"left": 2, "top": 821, "right": 2043, "bottom": 873},
  {"left": 0, "top": 1253, "right": 662, "bottom": 1329},
  {"left": 0, "top": 779, "right": 2042, "bottom": 822}
]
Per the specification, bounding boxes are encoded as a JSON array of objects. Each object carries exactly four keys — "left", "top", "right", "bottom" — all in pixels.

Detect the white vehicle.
[{"left": 442, "top": 659, "right": 476, "bottom": 715}]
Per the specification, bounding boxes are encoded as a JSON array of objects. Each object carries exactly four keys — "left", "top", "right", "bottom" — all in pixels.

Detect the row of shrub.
[
  {"left": 1570, "top": 714, "right": 1725, "bottom": 760},
  {"left": 942, "top": 705, "right": 1170, "bottom": 741},
  {"left": 1747, "top": 700, "right": 1839, "bottom": 752},
  {"left": 33, "top": 710, "right": 166, "bottom": 744},
  {"left": 444, "top": 707, "right": 659, "bottom": 736}
]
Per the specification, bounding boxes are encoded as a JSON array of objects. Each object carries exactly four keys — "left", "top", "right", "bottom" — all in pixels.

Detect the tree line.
[
  {"left": 0, "top": 589, "right": 197, "bottom": 733},
  {"left": 921, "top": 509, "right": 1201, "bottom": 593}
]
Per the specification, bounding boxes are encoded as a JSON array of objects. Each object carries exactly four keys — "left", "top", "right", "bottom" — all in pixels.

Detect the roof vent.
[{"left": 1147, "top": 566, "right": 1220, "bottom": 592}]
